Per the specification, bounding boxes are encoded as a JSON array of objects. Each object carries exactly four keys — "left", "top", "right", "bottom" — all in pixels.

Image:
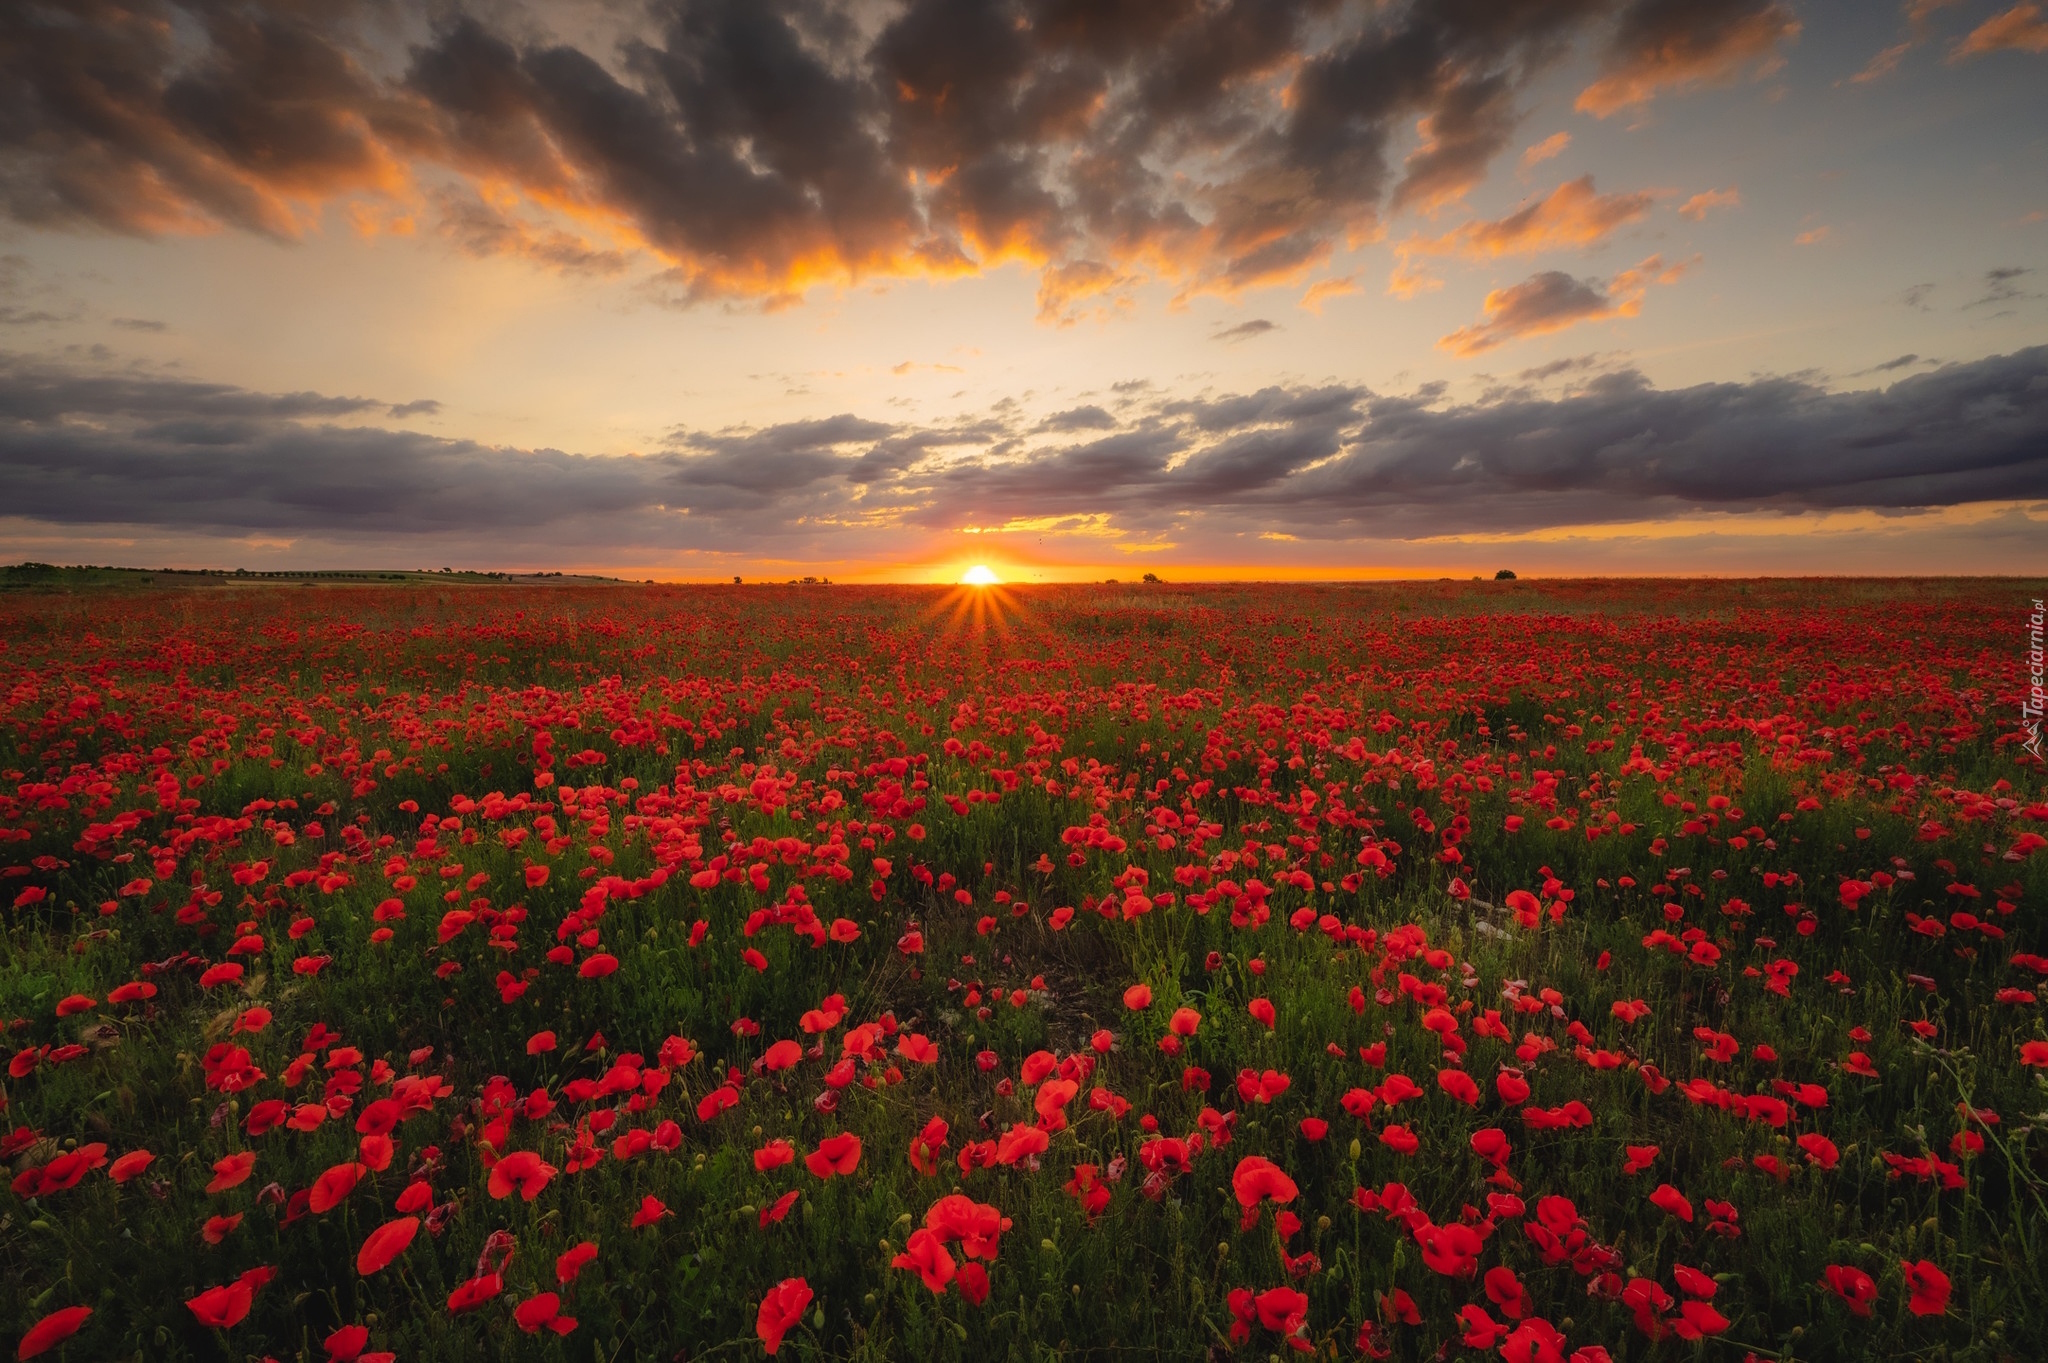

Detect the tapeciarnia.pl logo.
[{"left": 2026, "top": 597, "right": 2044, "bottom": 760}]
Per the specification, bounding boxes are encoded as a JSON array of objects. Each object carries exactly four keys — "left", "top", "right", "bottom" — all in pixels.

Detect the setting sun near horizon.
[{"left": 960, "top": 565, "right": 1002, "bottom": 586}]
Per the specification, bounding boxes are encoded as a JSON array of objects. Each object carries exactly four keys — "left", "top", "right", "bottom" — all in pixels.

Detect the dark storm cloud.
[
  {"left": 0, "top": 0, "right": 1800, "bottom": 305},
  {"left": 10, "top": 347, "right": 2039, "bottom": 551}
]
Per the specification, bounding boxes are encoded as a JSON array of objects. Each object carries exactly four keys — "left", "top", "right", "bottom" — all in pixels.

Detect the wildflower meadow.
[{"left": 2, "top": 576, "right": 2043, "bottom": 1363}]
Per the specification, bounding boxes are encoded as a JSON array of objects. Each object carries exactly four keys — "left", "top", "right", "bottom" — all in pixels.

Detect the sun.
[{"left": 960, "top": 565, "right": 1001, "bottom": 586}]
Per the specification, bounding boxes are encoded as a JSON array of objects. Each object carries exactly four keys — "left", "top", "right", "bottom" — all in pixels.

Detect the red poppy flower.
[
  {"left": 1417, "top": 1222, "right": 1483, "bottom": 1277},
  {"left": 109, "top": 1149, "right": 154, "bottom": 1183},
  {"left": 892, "top": 1227, "right": 957, "bottom": 1293},
  {"left": 756, "top": 1277, "right": 812, "bottom": 1355},
  {"left": 1437, "top": 1069, "right": 1480, "bottom": 1105},
  {"left": 805, "top": 1132, "right": 862, "bottom": 1178},
  {"left": 1901, "top": 1259, "right": 1950, "bottom": 1316},
  {"left": 1821, "top": 1264, "right": 1877, "bottom": 1316},
  {"left": 447, "top": 1274, "right": 502, "bottom": 1314},
  {"left": 1231, "top": 1155, "right": 1298, "bottom": 1229},
  {"left": 206, "top": 1151, "right": 257, "bottom": 1194},
  {"left": 760, "top": 1189, "right": 801, "bottom": 1227},
  {"left": 324, "top": 1324, "right": 368, "bottom": 1362},
  {"left": 356, "top": 1217, "right": 419, "bottom": 1275},
  {"left": 1649, "top": 1184, "right": 1694, "bottom": 1221},
  {"left": 556, "top": 1241, "right": 599, "bottom": 1284},
  {"left": 908, "top": 1115, "right": 950, "bottom": 1175},
  {"left": 630, "top": 1194, "right": 670, "bottom": 1228},
  {"left": 513, "top": 1292, "right": 577, "bottom": 1335},
  {"left": 17, "top": 1305, "right": 91, "bottom": 1359},
  {"left": 185, "top": 1270, "right": 266, "bottom": 1329},
  {"left": 1797, "top": 1133, "right": 1839, "bottom": 1169},
  {"left": 696, "top": 1084, "right": 741, "bottom": 1122},
  {"left": 486, "top": 1150, "right": 557, "bottom": 1201},
  {"left": 309, "top": 1161, "right": 367, "bottom": 1214}
]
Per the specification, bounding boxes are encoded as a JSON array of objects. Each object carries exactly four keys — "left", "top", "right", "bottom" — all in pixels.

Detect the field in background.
[{"left": 1, "top": 578, "right": 2043, "bottom": 1362}]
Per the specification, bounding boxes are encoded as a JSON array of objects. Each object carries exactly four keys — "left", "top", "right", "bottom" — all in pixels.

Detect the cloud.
[
  {"left": 387, "top": 399, "right": 441, "bottom": 418},
  {"left": 1964, "top": 265, "right": 2039, "bottom": 310},
  {"left": 1577, "top": 0, "right": 1801, "bottom": 117},
  {"left": 1677, "top": 187, "right": 1739, "bottom": 219},
  {"left": 4, "top": 346, "right": 2046, "bottom": 554},
  {"left": 111, "top": 317, "right": 167, "bottom": 332},
  {"left": 1035, "top": 260, "right": 1140, "bottom": 328},
  {"left": 1517, "top": 354, "right": 1610, "bottom": 381},
  {"left": 1908, "top": 0, "right": 1967, "bottom": 28},
  {"left": 432, "top": 188, "right": 632, "bottom": 276},
  {"left": 1437, "top": 254, "right": 1693, "bottom": 356},
  {"left": 1951, "top": 3, "right": 2048, "bottom": 58},
  {"left": 1849, "top": 41, "right": 1913, "bottom": 83},
  {"left": 1398, "top": 176, "right": 1658, "bottom": 264},
  {"left": 1520, "top": 133, "right": 1571, "bottom": 169},
  {"left": 1390, "top": 73, "right": 1521, "bottom": 214},
  {"left": 1794, "top": 226, "right": 1831, "bottom": 245},
  {"left": 0, "top": 0, "right": 429, "bottom": 239},
  {"left": 0, "top": 0, "right": 1788, "bottom": 321},
  {"left": 1902, "top": 282, "right": 1936, "bottom": 310},
  {"left": 1213, "top": 319, "right": 1278, "bottom": 343},
  {"left": 1034, "top": 406, "right": 1119, "bottom": 433},
  {"left": 1298, "top": 276, "right": 1359, "bottom": 313},
  {"left": 1850, "top": 354, "right": 1926, "bottom": 376}
]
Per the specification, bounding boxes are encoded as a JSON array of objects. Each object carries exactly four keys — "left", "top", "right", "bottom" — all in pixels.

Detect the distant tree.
[
  {"left": 733, "top": 576, "right": 742, "bottom": 585},
  {"left": 1495, "top": 569, "right": 1517, "bottom": 580},
  {"left": 1142, "top": 572, "right": 1160, "bottom": 583}
]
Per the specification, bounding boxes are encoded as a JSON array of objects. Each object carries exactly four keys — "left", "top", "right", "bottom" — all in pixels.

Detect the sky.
[{"left": 0, "top": 0, "right": 2045, "bottom": 583}]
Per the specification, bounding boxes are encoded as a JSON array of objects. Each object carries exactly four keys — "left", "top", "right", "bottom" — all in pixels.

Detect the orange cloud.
[
  {"left": 1438, "top": 254, "right": 1693, "bottom": 357},
  {"left": 1678, "top": 187, "right": 1740, "bottom": 220},
  {"left": 1035, "top": 260, "right": 1141, "bottom": 327},
  {"left": 1298, "top": 276, "right": 1359, "bottom": 313},
  {"left": 1577, "top": 2, "right": 1801, "bottom": 117},
  {"left": 1794, "top": 226, "right": 1831, "bottom": 245},
  {"left": 1399, "top": 177, "right": 1659, "bottom": 263},
  {"left": 1520, "top": 133, "right": 1571, "bottom": 169},
  {"left": 1951, "top": 3, "right": 2048, "bottom": 58},
  {"left": 1849, "top": 41, "right": 1913, "bottom": 83},
  {"left": 1386, "top": 261, "right": 1444, "bottom": 300}
]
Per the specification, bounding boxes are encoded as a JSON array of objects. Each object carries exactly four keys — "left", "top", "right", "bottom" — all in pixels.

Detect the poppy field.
[{"left": 1, "top": 576, "right": 2044, "bottom": 1363}]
